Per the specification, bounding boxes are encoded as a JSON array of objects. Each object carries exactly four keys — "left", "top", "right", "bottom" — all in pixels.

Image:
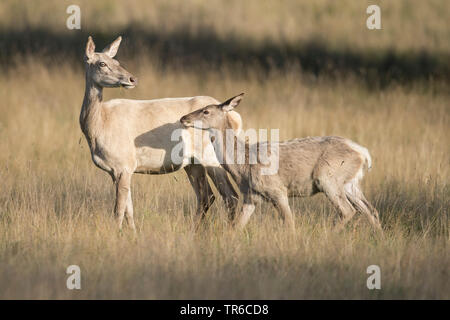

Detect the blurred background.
[
  {"left": 0, "top": 0, "right": 448, "bottom": 299},
  {"left": 1, "top": 0, "right": 449, "bottom": 85}
]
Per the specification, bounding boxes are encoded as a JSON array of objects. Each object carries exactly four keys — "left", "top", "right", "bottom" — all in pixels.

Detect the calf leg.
[
  {"left": 269, "top": 192, "right": 295, "bottom": 231},
  {"left": 345, "top": 182, "right": 382, "bottom": 231},
  {"left": 184, "top": 164, "right": 215, "bottom": 221},
  {"left": 320, "top": 181, "right": 357, "bottom": 230},
  {"left": 235, "top": 193, "right": 256, "bottom": 230},
  {"left": 206, "top": 166, "right": 239, "bottom": 221}
]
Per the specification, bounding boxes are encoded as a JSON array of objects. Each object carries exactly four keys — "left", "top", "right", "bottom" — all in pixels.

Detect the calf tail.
[{"left": 345, "top": 140, "right": 372, "bottom": 171}]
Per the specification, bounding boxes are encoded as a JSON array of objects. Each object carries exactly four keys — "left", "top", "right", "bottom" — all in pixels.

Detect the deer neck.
[
  {"left": 80, "top": 77, "right": 104, "bottom": 140},
  {"left": 215, "top": 123, "right": 251, "bottom": 182}
]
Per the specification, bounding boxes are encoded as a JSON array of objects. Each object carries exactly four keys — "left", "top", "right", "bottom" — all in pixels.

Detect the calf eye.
[
  {"left": 203, "top": 110, "right": 210, "bottom": 115},
  {"left": 99, "top": 62, "right": 106, "bottom": 67}
]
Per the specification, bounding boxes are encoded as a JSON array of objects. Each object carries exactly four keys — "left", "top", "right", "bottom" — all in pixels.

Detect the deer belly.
[
  {"left": 287, "top": 180, "right": 316, "bottom": 197},
  {"left": 133, "top": 129, "right": 221, "bottom": 174},
  {"left": 134, "top": 146, "right": 189, "bottom": 174}
]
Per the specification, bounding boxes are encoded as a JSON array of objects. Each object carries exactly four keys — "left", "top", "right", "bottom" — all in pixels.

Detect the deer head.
[
  {"left": 180, "top": 93, "right": 244, "bottom": 131},
  {"left": 84, "top": 36, "right": 137, "bottom": 89}
]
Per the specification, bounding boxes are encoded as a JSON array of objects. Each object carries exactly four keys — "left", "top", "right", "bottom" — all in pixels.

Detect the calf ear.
[
  {"left": 85, "top": 36, "right": 95, "bottom": 60},
  {"left": 221, "top": 93, "right": 244, "bottom": 112},
  {"left": 102, "top": 36, "right": 122, "bottom": 58}
]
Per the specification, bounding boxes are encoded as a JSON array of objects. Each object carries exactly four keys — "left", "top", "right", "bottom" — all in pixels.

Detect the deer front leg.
[
  {"left": 114, "top": 171, "right": 132, "bottom": 231},
  {"left": 269, "top": 191, "right": 295, "bottom": 231},
  {"left": 124, "top": 189, "right": 136, "bottom": 232},
  {"left": 184, "top": 165, "right": 215, "bottom": 222},
  {"left": 206, "top": 166, "right": 239, "bottom": 221},
  {"left": 234, "top": 192, "right": 256, "bottom": 230}
]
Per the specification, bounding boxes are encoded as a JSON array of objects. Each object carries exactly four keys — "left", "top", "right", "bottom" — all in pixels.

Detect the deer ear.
[
  {"left": 221, "top": 93, "right": 244, "bottom": 112},
  {"left": 85, "top": 36, "right": 95, "bottom": 60},
  {"left": 226, "top": 111, "right": 243, "bottom": 135},
  {"left": 102, "top": 36, "right": 122, "bottom": 58}
]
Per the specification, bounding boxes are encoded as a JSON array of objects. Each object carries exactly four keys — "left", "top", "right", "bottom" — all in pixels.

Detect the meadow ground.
[{"left": 0, "top": 0, "right": 448, "bottom": 299}]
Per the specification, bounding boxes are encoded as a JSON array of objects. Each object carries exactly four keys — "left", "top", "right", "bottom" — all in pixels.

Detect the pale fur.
[
  {"left": 345, "top": 140, "right": 372, "bottom": 170},
  {"left": 80, "top": 36, "right": 241, "bottom": 230},
  {"left": 180, "top": 94, "right": 382, "bottom": 231}
]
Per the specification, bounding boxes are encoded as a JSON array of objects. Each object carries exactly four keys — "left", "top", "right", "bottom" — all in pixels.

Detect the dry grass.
[{"left": 0, "top": 0, "right": 449, "bottom": 299}]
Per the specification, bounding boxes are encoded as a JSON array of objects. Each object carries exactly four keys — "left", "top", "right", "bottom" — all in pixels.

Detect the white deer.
[{"left": 80, "top": 36, "right": 241, "bottom": 231}]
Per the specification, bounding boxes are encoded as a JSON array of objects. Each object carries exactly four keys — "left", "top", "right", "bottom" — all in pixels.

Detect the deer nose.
[{"left": 129, "top": 76, "right": 138, "bottom": 85}]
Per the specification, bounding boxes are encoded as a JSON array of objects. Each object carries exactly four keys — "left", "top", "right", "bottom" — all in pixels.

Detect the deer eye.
[
  {"left": 203, "top": 110, "right": 210, "bottom": 115},
  {"left": 99, "top": 62, "right": 107, "bottom": 67}
]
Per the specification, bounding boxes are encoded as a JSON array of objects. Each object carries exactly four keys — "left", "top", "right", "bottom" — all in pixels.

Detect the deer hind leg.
[
  {"left": 206, "top": 166, "right": 239, "bottom": 221},
  {"left": 184, "top": 164, "right": 215, "bottom": 222},
  {"left": 344, "top": 181, "right": 382, "bottom": 231},
  {"left": 114, "top": 171, "right": 132, "bottom": 231},
  {"left": 318, "top": 178, "right": 357, "bottom": 230}
]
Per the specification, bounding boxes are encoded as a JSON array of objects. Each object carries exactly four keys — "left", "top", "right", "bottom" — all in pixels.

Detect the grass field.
[{"left": 0, "top": 0, "right": 449, "bottom": 299}]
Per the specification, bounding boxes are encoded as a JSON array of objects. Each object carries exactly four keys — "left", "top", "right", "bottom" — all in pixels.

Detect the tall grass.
[{"left": 0, "top": 0, "right": 448, "bottom": 299}]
